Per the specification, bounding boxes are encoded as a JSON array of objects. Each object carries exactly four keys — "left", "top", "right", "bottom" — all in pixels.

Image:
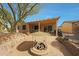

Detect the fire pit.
[{"left": 30, "top": 41, "right": 48, "bottom": 56}]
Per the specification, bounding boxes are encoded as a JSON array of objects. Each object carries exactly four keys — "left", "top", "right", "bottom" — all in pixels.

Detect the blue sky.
[
  {"left": 26, "top": 3, "right": 79, "bottom": 26},
  {"left": 2, "top": 3, "right": 79, "bottom": 26}
]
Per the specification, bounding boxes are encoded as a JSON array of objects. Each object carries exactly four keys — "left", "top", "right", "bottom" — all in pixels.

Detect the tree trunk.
[{"left": 10, "top": 23, "right": 17, "bottom": 33}]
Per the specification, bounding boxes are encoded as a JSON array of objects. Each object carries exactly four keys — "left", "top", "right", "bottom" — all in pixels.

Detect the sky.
[
  {"left": 26, "top": 3, "right": 79, "bottom": 26},
  {"left": 2, "top": 3, "right": 79, "bottom": 26}
]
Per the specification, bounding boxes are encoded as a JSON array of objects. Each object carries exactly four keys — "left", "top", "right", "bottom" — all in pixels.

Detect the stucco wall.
[
  {"left": 72, "top": 23, "right": 79, "bottom": 34},
  {"left": 16, "top": 17, "right": 59, "bottom": 33},
  {"left": 61, "top": 22, "right": 73, "bottom": 33}
]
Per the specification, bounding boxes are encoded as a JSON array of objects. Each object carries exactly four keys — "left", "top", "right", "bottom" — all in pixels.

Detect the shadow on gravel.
[
  {"left": 28, "top": 49, "right": 40, "bottom": 56},
  {"left": 51, "top": 40, "right": 71, "bottom": 56}
]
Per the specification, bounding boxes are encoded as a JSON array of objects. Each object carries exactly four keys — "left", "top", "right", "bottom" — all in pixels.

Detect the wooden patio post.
[
  {"left": 56, "top": 27, "right": 58, "bottom": 36},
  {"left": 27, "top": 23, "right": 30, "bottom": 34},
  {"left": 56, "top": 16, "right": 60, "bottom": 36},
  {"left": 15, "top": 25, "right": 17, "bottom": 32},
  {"left": 56, "top": 24, "right": 58, "bottom": 36},
  {"left": 38, "top": 22, "right": 40, "bottom": 31}
]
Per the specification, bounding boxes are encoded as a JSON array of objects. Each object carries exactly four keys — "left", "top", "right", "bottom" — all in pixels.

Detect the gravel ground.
[{"left": 0, "top": 32, "right": 71, "bottom": 56}]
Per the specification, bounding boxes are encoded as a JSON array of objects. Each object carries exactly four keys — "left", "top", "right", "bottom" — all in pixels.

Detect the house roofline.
[
  {"left": 26, "top": 16, "right": 60, "bottom": 24},
  {"left": 60, "top": 20, "right": 79, "bottom": 27}
]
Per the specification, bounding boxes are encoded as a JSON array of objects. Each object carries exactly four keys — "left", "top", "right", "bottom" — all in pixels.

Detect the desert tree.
[{"left": 0, "top": 3, "right": 39, "bottom": 32}]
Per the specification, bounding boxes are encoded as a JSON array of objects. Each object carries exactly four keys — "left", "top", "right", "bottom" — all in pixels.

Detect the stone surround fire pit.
[{"left": 30, "top": 41, "right": 48, "bottom": 56}]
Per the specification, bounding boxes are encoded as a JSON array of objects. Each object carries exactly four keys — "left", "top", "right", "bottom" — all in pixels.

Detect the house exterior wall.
[
  {"left": 28, "top": 21, "right": 57, "bottom": 32},
  {"left": 16, "top": 19, "right": 58, "bottom": 34},
  {"left": 72, "top": 22, "right": 79, "bottom": 34},
  {"left": 16, "top": 17, "right": 60, "bottom": 35},
  {"left": 61, "top": 21, "right": 79, "bottom": 37},
  {"left": 16, "top": 23, "right": 28, "bottom": 34},
  {"left": 61, "top": 22, "right": 73, "bottom": 33}
]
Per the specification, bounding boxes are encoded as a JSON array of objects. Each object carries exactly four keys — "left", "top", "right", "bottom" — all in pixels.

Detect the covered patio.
[{"left": 16, "top": 17, "right": 59, "bottom": 36}]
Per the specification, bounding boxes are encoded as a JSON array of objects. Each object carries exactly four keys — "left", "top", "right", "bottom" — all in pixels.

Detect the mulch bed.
[{"left": 56, "top": 37, "right": 79, "bottom": 56}]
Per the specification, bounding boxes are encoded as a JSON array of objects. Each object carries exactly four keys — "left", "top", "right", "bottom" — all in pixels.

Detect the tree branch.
[
  {"left": 18, "top": 3, "right": 21, "bottom": 20},
  {"left": 8, "top": 3, "right": 16, "bottom": 22},
  {"left": 0, "top": 4, "right": 12, "bottom": 27},
  {"left": 19, "top": 3, "right": 38, "bottom": 21}
]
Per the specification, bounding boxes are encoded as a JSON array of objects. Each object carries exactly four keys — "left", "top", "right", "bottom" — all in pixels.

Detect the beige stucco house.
[
  {"left": 60, "top": 20, "right": 79, "bottom": 37},
  {"left": 16, "top": 17, "right": 60, "bottom": 36}
]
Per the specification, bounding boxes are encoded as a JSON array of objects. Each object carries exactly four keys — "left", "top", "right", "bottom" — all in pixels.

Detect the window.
[
  {"left": 44, "top": 25, "right": 52, "bottom": 32},
  {"left": 48, "top": 25, "right": 52, "bottom": 32},
  {"left": 22, "top": 25, "right": 26, "bottom": 30},
  {"left": 34, "top": 25, "right": 38, "bottom": 30},
  {"left": 18, "top": 26, "right": 20, "bottom": 30},
  {"left": 18, "top": 26, "right": 21, "bottom": 30}
]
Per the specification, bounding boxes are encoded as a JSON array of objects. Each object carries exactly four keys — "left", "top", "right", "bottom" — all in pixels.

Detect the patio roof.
[{"left": 27, "top": 16, "right": 60, "bottom": 24}]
